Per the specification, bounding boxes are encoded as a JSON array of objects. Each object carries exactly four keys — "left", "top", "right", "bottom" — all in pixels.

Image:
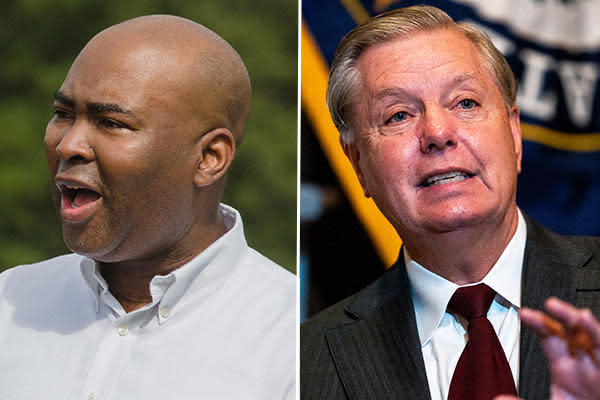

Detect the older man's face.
[
  {"left": 344, "top": 28, "right": 522, "bottom": 240},
  {"left": 44, "top": 40, "right": 202, "bottom": 263}
]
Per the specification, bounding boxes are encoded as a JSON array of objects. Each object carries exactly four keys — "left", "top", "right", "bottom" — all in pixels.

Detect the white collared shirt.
[
  {"left": 0, "top": 204, "right": 296, "bottom": 400},
  {"left": 405, "top": 210, "right": 527, "bottom": 400}
]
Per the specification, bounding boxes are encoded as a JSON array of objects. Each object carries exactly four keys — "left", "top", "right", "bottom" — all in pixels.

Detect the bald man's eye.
[
  {"left": 53, "top": 109, "right": 73, "bottom": 120},
  {"left": 98, "top": 118, "right": 129, "bottom": 130}
]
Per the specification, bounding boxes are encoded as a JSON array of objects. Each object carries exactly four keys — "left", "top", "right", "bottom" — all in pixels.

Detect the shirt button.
[
  {"left": 87, "top": 393, "right": 98, "bottom": 400},
  {"left": 160, "top": 306, "right": 170, "bottom": 318},
  {"left": 117, "top": 325, "right": 128, "bottom": 336}
]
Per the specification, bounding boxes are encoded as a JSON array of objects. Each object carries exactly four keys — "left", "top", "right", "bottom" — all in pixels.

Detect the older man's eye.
[
  {"left": 458, "top": 99, "right": 477, "bottom": 109},
  {"left": 388, "top": 111, "right": 407, "bottom": 124}
]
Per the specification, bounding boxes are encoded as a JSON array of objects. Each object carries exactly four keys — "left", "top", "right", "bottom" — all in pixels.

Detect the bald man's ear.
[{"left": 193, "top": 128, "right": 236, "bottom": 187}]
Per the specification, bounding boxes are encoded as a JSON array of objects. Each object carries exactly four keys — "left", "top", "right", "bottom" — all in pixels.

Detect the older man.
[
  {"left": 301, "top": 6, "right": 600, "bottom": 400},
  {"left": 0, "top": 15, "right": 295, "bottom": 399}
]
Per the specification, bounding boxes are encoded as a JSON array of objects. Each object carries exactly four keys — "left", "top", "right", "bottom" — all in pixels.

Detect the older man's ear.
[
  {"left": 341, "top": 138, "right": 371, "bottom": 198},
  {"left": 509, "top": 105, "right": 522, "bottom": 174}
]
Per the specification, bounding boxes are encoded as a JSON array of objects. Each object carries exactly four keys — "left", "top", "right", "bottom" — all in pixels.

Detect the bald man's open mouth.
[{"left": 56, "top": 178, "right": 102, "bottom": 223}]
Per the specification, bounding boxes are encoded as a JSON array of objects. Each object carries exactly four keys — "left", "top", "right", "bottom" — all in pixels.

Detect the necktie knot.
[{"left": 448, "top": 283, "right": 496, "bottom": 323}]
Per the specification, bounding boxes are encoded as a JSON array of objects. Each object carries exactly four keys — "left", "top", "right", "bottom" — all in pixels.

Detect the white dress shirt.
[
  {"left": 405, "top": 210, "right": 527, "bottom": 400},
  {"left": 0, "top": 204, "right": 295, "bottom": 400}
]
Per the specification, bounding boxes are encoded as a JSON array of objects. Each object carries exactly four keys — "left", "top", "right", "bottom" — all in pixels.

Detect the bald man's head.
[
  {"left": 79, "top": 15, "right": 252, "bottom": 145},
  {"left": 44, "top": 15, "right": 251, "bottom": 263}
]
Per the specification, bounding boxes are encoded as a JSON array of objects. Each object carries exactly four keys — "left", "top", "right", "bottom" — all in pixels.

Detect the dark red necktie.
[{"left": 447, "top": 284, "right": 517, "bottom": 400}]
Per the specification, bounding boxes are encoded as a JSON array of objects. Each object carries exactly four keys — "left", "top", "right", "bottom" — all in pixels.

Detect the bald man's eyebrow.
[
  {"left": 87, "top": 102, "right": 134, "bottom": 116},
  {"left": 53, "top": 91, "right": 134, "bottom": 117},
  {"left": 53, "top": 91, "right": 74, "bottom": 108}
]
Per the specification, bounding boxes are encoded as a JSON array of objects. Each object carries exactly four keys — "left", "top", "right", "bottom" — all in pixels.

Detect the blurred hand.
[{"left": 495, "top": 297, "right": 600, "bottom": 400}]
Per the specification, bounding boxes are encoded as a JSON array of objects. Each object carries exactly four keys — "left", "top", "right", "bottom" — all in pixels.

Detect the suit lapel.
[
  {"left": 519, "top": 217, "right": 593, "bottom": 399},
  {"left": 326, "top": 258, "right": 430, "bottom": 400}
]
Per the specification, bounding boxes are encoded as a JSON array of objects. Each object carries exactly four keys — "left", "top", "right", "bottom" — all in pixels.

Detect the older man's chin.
[{"left": 410, "top": 209, "right": 495, "bottom": 235}]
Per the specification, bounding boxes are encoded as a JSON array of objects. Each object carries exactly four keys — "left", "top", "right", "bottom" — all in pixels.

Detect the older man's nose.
[{"left": 419, "top": 108, "right": 458, "bottom": 153}]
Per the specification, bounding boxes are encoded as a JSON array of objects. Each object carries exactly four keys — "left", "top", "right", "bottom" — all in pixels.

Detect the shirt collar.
[
  {"left": 80, "top": 203, "right": 247, "bottom": 322},
  {"left": 405, "top": 209, "right": 527, "bottom": 346}
]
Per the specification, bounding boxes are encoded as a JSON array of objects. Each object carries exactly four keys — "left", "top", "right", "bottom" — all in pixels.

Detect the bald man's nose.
[
  {"left": 419, "top": 108, "right": 458, "bottom": 153},
  {"left": 54, "top": 122, "right": 94, "bottom": 162}
]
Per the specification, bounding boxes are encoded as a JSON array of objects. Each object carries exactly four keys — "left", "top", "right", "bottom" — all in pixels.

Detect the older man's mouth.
[{"left": 420, "top": 171, "right": 474, "bottom": 187}]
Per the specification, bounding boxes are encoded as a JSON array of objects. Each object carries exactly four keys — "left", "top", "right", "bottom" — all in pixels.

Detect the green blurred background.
[{"left": 0, "top": 0, "right": 298, "bottom": 273}]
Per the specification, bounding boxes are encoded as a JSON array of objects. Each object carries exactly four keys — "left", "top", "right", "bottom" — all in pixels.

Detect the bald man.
[{"left": 0, "top": 15, "right": 295, "bottom": 399}]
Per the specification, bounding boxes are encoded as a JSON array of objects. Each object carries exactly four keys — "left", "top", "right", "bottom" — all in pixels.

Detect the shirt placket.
[{"left": 80, "top": 309, "right": 142, "bottom": 400}]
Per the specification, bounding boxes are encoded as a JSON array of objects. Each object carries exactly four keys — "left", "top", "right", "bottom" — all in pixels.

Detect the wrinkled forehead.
[{"left": 356, "top": 28, "right": 487, "bottom": 94}]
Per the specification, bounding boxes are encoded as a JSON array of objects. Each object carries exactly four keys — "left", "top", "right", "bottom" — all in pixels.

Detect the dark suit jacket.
[{"left": 301, "top": 217, "right": 600, "bottom": 399}]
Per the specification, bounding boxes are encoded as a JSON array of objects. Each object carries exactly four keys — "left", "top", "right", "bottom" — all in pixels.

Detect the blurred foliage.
[{"left": 0, "top": 0, "right": 298, "bottom": 273}]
